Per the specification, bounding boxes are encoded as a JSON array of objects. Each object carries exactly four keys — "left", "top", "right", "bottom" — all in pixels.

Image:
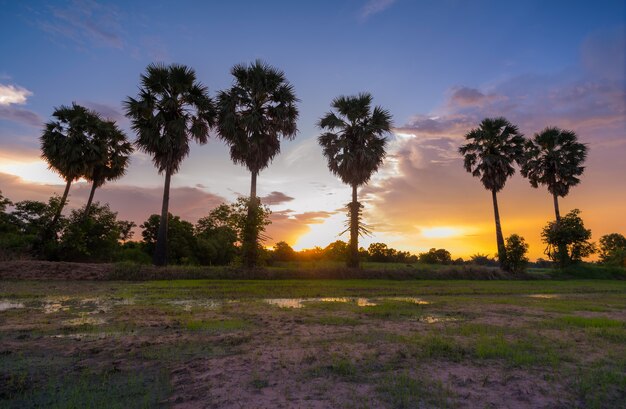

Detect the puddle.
[
  {"left": 63, "top": 314, "right": 107, "bottom": 326},
  {"left": 526, "top": 294, "right": 560, "bottom": 299},
  {"left": 263, "top": 297, "right": 427, "bottom": 309},
  {"left": 420, "top": 315, "right": 459, "bottom": 324},
  {"left": 0, "top": 301, "right": 24, "bottom": 311},
  {"left": 169, "top": 300, "right": 222, "bottom": 311},
  {"left": 43, "top": 297, "right": 72, "bottom": 314}
]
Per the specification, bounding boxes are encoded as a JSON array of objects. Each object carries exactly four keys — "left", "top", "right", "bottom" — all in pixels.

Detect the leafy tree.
[
  {"left": 217, "top": 60, "right": 298, "bottom": 267},
  {"left": 418, "top": 248, "right": 452, "bottom": 264},
  {"left": 503, "top": 234, "right": 529, "bottom": 274},
  {"left": 598, "top": 233, "right": 626, "bottom": 266},
  {"left": 318, "top": 93, "right": 392, "bottom": 268},
  {"left": 83, "top": 117, "right": 132, "bottom": 217},
  {"left": 195, "top": 204, "right": 239, "bottom": 265},
  {"left": 41, "top": 103, "right": 100, "bottom": 235},
  {"left": 58, "top": 202, "right": 131, "bottom": 262},
  {"left": 324, "top": 240, "right": 349, "bottom": 261},
  {"left": 469, "top": 253, "right": 498, "bottom": 267},
  {"left": 141, "top": 214, "right": 197, "bottom": 265},
  {"left": 541, "top": 209, "right": 595, "bottom": 267},
  {"left": 10, "top": 197, "right": 64, "bottom": 236},
  {"left": 0, "top": 191, "right": 14, "bottom": 232},
  {"left": 521, "top": 127, "right": 587, "bottom": 221},
  {"left": 459, "top": 117, "right": 525, "bottom": 269},
  {"left": 368, "top": 242, "right": 391, "bottom": 262},
  {"left": 125, "top": 63, "right": 216, "bottom": 266},
  {"left": 271, "top": 241, "right": 297, "bottom": 262}
]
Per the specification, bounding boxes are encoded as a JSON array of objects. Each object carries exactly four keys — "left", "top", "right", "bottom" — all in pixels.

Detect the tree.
[
  {"left": 40, "top": 103, "right": 100, "bottom": 235},
  {"left": 318, "top": 93, "right": 392, "bottom": 268},
  {"left": 217, "top": 60, "right": 298, "bottom": 267},
  {"left": 521, "top": 127, "right": 587, "bottom": 221},
  {"left": 503, "top": 234, "right": 529, "bottom": 274},
  {"left": 459, "top": 117, "right": 525, "bottom": 269},
  {"left": 125, "top": 63, "right": 216, "bottom": 266},
  {"left": 195, "top": 204, "right": 240, "bottom": 265},
  {"left": 271, "top": 241, "right": 297, "bottom": 262},
  {"left": 141, "top": 214, "right": 197, "bottom": 265},
  {"left": 418, "top": 248, "right": 452, "bottom": 264},
  {"left": 598, "top": 233, "right": 626, "bottom": 266},
  {"left": 324, "top": 240, "right": 349, "bottom": 261},
  {"left": 368, "top": 242, "right": 391, "bottom": 262},
  {"left": 541, "top": 209, "right": 595, "bottom": 267},
  {"left": 83, "top": 118, "right": 132, "bottom": 217}
]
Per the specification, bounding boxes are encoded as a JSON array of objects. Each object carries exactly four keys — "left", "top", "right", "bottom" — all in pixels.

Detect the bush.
[
  {"left": 542, "top": 209, "right": 595, "bottom": 267},
  {"left": 598, "top": 233, "right": 626, "bottom": 267},
  {"left": 418, "top": 248, "right": 452, "bottom": 264}
]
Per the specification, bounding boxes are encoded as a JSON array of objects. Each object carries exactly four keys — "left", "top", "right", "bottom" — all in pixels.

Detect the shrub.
[
  {"left": 503, "top": 234, "right": 529, "bottom": 273},
  {"left": 542, "top": 209, "right": 595, "bottom": 268}
]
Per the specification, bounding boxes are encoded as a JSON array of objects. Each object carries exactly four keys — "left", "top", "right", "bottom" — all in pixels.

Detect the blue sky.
[{"left": 1, "top": 0, "right": 624, "bottom": 257}]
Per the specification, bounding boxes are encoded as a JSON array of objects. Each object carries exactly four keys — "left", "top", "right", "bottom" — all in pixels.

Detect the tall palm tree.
[
  {"left": 458, "top": 117, "right": 525, "bottom": 268},
  {"left": 41, "top": 103, "right": 99, "bottom": 234},
  {"left": 83, "top": 118, "right": 133, "bottom": 218},
  {"left": 318, "top": 93, "right": 392, "bottom": 268},
  {"left": 521, "top": 127, "right": 587, "bottom": 221},
  {"left": 217, "top": 60, "right": 299, "bottom": 267},
  {"left": 125, "top": 63, "right": 216, "bottom": 266}
]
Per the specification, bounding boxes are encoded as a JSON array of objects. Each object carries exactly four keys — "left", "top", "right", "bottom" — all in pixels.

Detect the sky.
[{"left": 0, "top": 0, "right": 624, "bottom": 260}]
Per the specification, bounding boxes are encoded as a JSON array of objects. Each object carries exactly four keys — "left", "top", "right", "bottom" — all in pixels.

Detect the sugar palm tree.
[
  {"left": 83, "top": 118, "right": 133, "bottom": 218},
  {"left": 41, "top": 103, "right": 99, "bottom": 234},
  {"left": 125, "top": 63, "right": 215, "bottom": 266},
  {"left": 521, "top": 127, "right": 587, "bottom": 221},
  {"left": 318, "top": 93, "right": 392, "bottom": 268},
  {"left": 217, "top": 60, "right": 299, "bottom": 267},
  {"left": 458, "top": 117, "right": 525, "bottom": 268}
]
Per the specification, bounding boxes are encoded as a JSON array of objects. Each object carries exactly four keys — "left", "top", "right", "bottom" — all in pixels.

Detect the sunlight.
[
  {"left": 292, "top": 213, "right": 346, "bottom": 250},
  {"left": 0, "top": 161, "right": 65, "bottom": 185},
  {"left": 420, "top": 226, "right": 464, "bottom": 239}
]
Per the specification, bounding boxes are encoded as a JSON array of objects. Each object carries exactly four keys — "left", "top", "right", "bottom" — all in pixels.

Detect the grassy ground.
[{"left": 1, "top": 279, "right": 625, "bottom": 408}]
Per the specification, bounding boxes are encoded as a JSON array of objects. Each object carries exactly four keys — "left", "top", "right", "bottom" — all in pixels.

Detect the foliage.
[
  {"left": 323, "top": 240, "right": 349, "bottom": 261},
  {"left": 542, "top": 209, "right": 595, "bottom": 267},
  {"left": 195, "top": 204, "right": 239, "bottom": 266},
  {"left": 141, "top": 214, "right": 197, "bottom": 265},
  {"left": 521, "top": 127, "right": 587, "bottom": 198},
  {"left": 503, "top": 234, "right": 529, "bottom": 274},
  {"left": 469, "top": 253, "right": 498, "bottom": 267},
  {"left": 58, "top": 202, "right": 133, "bottom": 262},
  {"left": 271, "top": 241, "right": 297, "bottom": 262},
  {"left": 418, "top": 248, "right": 452, "bottom": 265},
  {"left": 598, "top": 233, "right": 626, "bottom": 267}
]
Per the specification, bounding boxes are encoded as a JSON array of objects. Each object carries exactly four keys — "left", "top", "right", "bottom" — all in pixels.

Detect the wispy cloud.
[
  {"left": 36, "top": 0, "right": 124, "bottom": 50},
  {"left": 359, "top": 0, "right": 396, "bottom": 20}
]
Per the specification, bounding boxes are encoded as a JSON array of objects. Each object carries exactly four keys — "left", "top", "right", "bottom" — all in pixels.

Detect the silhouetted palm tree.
[
  {"left": 83, "top": 118, "right": 133, "bottom": 218},
  {"left": 217, "top": 60, "right": 299, "bottom": 267},
  {"left": 521, "top": 127, "right": 587, "bottom": 221},
  {"left": 125, "top": 63, "right": 215, "bottom": 266},
  {"left": 318, "top": 93, "right": 392, "bottom": 268},
  {"left": 458, "top": 117, "right": 525, "bottom": 268},
  {"left": 41, "top": 103, "right": 98, "bottom": 234}
]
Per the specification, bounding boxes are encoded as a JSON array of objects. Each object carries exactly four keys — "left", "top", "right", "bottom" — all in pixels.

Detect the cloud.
[
  {"left": 448, "top": 87, "right": 503, "bottom": 108},
  {"left": 37, "top": 0, "right": 124, "bottom": 49},
  {"left": 80, "top": 101, "right": 125, "bottom": 122},
  {"left": 0, "top": 107, "right": 43, "bottom": 127},
  {"left": 359, "top": 0, "right": 396, "bottom": 20},
  {"left": 265, "top": 209, "right": 336, "bottom": 246},
  {"left": 261, "top": 191, "right": 295, "bottom": 205},
  {"left": 0, "top": 84, "right": 32, "bottom": 106}
]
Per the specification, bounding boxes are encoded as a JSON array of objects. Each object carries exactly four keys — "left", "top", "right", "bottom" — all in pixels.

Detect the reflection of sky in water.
[
  {"left": 526, "top": 294, "right": 560, "bottom": 299},
  {"left": 263, "top": 297, "right": 430, "bottom": 309},
  {"left": 0, "top": 300, "right": 24, "bottom": 311}
]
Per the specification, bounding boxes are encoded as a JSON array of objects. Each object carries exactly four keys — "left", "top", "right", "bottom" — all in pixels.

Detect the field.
[{"left": 1, "top": 279, "right": 626, "bottom": 408}]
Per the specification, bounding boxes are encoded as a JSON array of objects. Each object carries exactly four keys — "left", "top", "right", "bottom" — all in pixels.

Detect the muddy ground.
[{"left": 1, "top": 280, "right": 625, "bottom": 408}]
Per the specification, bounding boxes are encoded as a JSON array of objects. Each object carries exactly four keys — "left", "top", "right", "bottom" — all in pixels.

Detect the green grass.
[
  {"left": 571, "top": 359, "right": 626, "bottom": 409},
  {"left": 555, "top": 316, "right": 624, "bottom": 328},
  {"left": 376, "top": 373, "right": 454, "bottom": 409}
]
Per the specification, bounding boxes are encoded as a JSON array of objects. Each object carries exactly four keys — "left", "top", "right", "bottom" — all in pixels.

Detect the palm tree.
[
  {"left": 521, "top": 127, "right": 587, "bottom": 221},
  {"left": 125, "top": 63, "right": 216, "bottom": 266},
  {"left": 318, "top": 93, "right": 392, "bottom": 268},
  {"left": 41, "top": 103, "right": 99, "bottom": 235},
  {"left": 83, "top": 118, "right": 133, "bottom": 218},
  {"left": 458, "top": 117, "right": 525, "bottom": 268},
  {"left": 217, "top": 60, "right": 299, "bottom": 267}
]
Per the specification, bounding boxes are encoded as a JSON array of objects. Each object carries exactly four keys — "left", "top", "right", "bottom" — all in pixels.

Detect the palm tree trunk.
[
  {"left": 243, "top": 171, "right": 258, "bottom": 268},
  {"left": 347, "top": 184, "right": 360, "bottom": 269},
  {"left": 491, "top": 189, "right": 507, "bottom": 268},
  {"left": 50, "top": 179, "right": 72, "bottom": 232},
  {"left": 153, "top": 169, "right": 171, "bottom": 266},
  {"left": 553, "top": 193, "right": 561, "bottom": 221},
  {"left": 82, "top": 181, "right": 98, "bottom": 220}
]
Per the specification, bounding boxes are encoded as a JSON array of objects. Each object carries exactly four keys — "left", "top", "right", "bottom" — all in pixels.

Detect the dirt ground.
[{"left": 1, "top": 279, "right": 625, "bottom": 408}]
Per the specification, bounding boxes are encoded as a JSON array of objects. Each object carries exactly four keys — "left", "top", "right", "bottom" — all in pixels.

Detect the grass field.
[{"left": 1, "top": 279, "right": 625, "bottom": 408}]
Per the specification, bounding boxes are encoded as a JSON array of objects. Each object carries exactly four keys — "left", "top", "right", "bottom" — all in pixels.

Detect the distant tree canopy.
[
  {"left": 418, "top": 248, "right": 452, "bottom": 265},
  {"left": 598, "top": 233, "right": 626, "bottom": 267},
  {"left": 541, "top": 209, "right": 595, "bottom": 267}
]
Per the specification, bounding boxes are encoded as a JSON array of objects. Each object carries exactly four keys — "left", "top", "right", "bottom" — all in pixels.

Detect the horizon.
[{"left": 1, "top": 0, "right": 625, "bottom": 260}]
